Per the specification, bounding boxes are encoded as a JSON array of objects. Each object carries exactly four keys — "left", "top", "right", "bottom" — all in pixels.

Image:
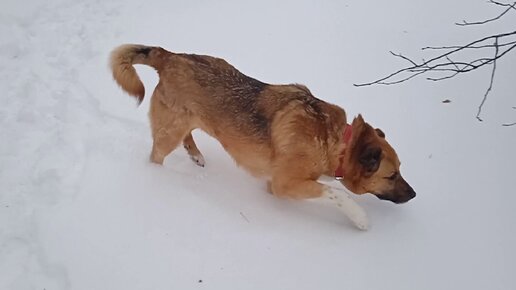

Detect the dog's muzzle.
[
  {"left": 376, "top": 189, "right": 416, "bottom": 204},
  {"left": 376, "top": 178, "right": 416, "bottom": 204}
]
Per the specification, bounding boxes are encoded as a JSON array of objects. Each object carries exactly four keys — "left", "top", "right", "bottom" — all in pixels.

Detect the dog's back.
[
  {"left": 110, "top": 45, "right": 344, "bottom": 141},
  {"left": 111, "top": 44, "right": 346, "bottom": 177}
]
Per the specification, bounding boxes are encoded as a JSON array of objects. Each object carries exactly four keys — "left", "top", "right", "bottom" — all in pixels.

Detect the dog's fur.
[{"left": 110, "top": 44, "right": 416, "bottom": 230}]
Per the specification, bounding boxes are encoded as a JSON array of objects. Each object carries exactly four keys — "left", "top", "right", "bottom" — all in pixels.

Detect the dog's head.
[{"left": 339, "top": 115, "right": 416, "bottom": 204}]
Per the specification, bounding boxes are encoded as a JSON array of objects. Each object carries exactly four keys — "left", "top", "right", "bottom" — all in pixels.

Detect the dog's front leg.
[
  {"left": 271, "top": 178, "right": 369, "bottom": 230},
  {"left": 322, "top": 186, "right": 369, "bottom": 231}
]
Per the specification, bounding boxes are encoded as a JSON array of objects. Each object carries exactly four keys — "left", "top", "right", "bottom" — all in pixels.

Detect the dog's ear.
[
  {"left": 359, "top": 145, "right": 382, "bottom": 173},
  {"left": 353, "top": 114, "right": 365, "bottom": 126},
  {"left": 375, "top": 128, "right": 385, "bottom": 138}
]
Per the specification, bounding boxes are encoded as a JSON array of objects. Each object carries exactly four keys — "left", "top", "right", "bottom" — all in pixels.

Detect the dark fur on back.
[{"left": 177, "top": 53, "right": 329, "bottom": 142}]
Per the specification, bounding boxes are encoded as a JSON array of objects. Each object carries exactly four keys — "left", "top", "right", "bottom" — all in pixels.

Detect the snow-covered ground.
[{"left": 1, "top": 0, "right": 515, "bottom": 289}]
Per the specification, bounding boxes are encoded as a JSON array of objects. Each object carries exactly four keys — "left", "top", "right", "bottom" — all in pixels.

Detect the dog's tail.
[{"left": 110, "top": 44, "right": 164, "bottom": 104}]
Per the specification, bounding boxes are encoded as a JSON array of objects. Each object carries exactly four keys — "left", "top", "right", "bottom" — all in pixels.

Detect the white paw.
[
  {"left": 348, "top": 206, "right": 369, "bottom": 231},
  {"left": 190, "top": 154, "right": 205, "bottom": 167},
  {"left": 322, "top": 186, "right": 369, "bottom": 230}
]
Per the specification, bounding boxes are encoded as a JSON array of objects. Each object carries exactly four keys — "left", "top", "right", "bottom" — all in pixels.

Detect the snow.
[{"left": 1, "top": 0, "right": 515, "bottom": 289}]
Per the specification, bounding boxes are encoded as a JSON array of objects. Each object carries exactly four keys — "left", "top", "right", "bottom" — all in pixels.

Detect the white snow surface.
[{"left": 1, "top": 0, "right": 515, "bottom": 289}]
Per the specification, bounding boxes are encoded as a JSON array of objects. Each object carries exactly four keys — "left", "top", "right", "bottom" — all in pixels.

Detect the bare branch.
[
  {"left": 375, "top": 70, "right": 427, "bottom": 86},
  {"left": 427, "top": 72, "right": 460, "bottom": 82},
  {"left": 408, "top": 44, "right": 516, "bottom": 75},
  {"left": 446, "top": 56, "right": 460, "bottom": 70},
  {"left": 353, "top": 30, "right": 516, "bottom": 87},
  {"left": 389, "top": 51, "right": 417, "bottom": 66},
  {"left": 354, "top": 2, "right": 516, "bottom": 123},
  {"left": 426, "top": 57, "right": 462, "bottom": 81},
  {"left": 490, "top": 0, "right": 516, "bottom": 8},
  {"left": 476, "top": 38, "right": 499, "bottom": 121},
  {"left": 456, "top": 1, "right": 516, "bottom": 26},
  {"left": 422, "top": 40, "right": 516, "bottom": 51}
]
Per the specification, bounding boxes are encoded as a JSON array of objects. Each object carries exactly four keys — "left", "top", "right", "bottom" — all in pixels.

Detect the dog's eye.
[{"left": 385, "top": 172, "right": 398, "bottom": 180}]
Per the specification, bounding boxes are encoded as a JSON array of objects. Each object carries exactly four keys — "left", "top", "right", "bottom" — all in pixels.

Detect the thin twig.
[
  {"left": 422, "top": 40, "right": 516, "bottom": 50},
  {"left": 390, "top": 51, "right": 417, "bottom": 66},
  {"left": 490, "top": 0, "right": 516, "bottom": 9},
  {"left": 456, "top": 1, "right": 516, "bottom": 26},
  {"left": 447, "top": 56, "right": 461, "bottom": 70},
  {"left": 476, "top": 38, "right": 499, "bottom": 121},
  {"left": 427, "top": 72, "right": 460, "bottom": 81},
  {"left": 374, "top": 70, "right": 427, "bottom": 86}
]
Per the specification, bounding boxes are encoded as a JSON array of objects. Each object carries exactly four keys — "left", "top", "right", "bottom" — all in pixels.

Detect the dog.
[{"left": 110, "top": 44, "right": 416, "bottom": 230}]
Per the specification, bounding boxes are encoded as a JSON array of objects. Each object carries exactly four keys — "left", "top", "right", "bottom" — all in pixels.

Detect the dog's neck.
[{"left": 334, "top": 124, "right": 353, "bottom": 180}]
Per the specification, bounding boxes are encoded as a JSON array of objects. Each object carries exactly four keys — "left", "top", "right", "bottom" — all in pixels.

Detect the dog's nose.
[
  {"left": 392, "top": 188, "right": 416, "bottom": 204},
  {"left": 402, "top": 180, "right": 416, "bottom": 201},
  {"left": 394, "top": 193, "right": 415, "bottom": 204},
  {"left": 408, "top": 189, "right": 416, "bottom": 199}
]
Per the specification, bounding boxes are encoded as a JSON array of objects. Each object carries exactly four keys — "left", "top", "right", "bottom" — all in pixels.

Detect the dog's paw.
[
  {"left": 353, "top": 217, "right": 369, "bottom": 231},
  {"left": 149, "top": 152, "right": 164, "bottom": 165},
  {"left": 189, "top": 154, "right": 205, "bottom": 167},
  {"left": 347, "top": 206, "right": 369, "bottom": 231}
]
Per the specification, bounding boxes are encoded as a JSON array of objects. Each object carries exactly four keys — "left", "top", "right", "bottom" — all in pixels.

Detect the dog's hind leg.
[
  {"left": 183, "top": 132, "right": 205, "bottom": 167},
  {"left": 148, "top": 92, "right": 192, "bottom": 165},
  {"left": 150, "top": 127, "right": 189, "bottom": 165}
]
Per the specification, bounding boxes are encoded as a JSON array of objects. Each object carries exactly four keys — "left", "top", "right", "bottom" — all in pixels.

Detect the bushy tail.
[{"left": 109, "top": 44, "right": 161, "bottom": 104}]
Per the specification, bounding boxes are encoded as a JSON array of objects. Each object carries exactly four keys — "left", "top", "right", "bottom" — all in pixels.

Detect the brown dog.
[{"left": 110, "top": 44, "right": 416, "bottom": 230}]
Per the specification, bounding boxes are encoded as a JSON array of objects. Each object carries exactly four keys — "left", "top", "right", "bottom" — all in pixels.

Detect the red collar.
[{"left": 334, "top": 124, "right": 353, "bottom": 180}]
